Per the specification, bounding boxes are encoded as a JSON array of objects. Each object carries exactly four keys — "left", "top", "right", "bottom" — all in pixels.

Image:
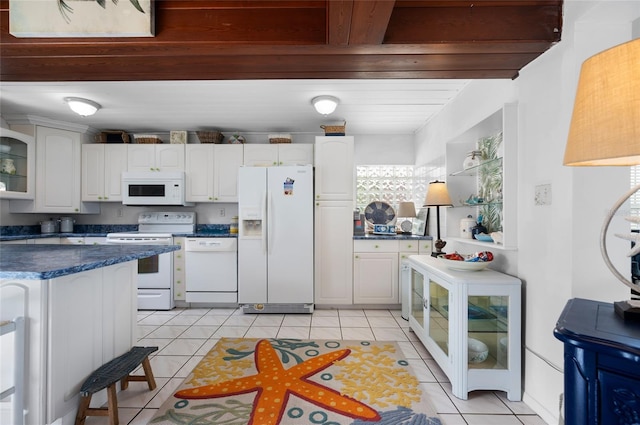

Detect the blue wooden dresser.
[{"left": 554, "top": 298, "right": 640, "bottom": 425}]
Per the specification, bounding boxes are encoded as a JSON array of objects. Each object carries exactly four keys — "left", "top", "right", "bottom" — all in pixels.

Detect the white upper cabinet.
[
  {"left": 314, "top": 136, "right": 354, "bottom": 201},
  {"left": 213, "top": 144, "right": 243, "bottom": 202},
  {"left": 10, "top": 124, "right": 99, "bottom": 214},
  {"left": 81, "top": 144, "right": 128, "bottom": 202},
  {"left": 243, "top": 144, "right": 313, "bottom": 167},
  {"left": 0, "top": 128, "right": 35, "bottom": 199},
  {"left": 185, "top": 144, "right": 243, "bottom": 202},
  {"left": 127, "top": 144, "right": 184, "bottom": 172}
]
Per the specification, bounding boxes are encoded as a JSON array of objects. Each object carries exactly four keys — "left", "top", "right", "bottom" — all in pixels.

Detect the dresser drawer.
[
  {"left": 354, "top": 240, "right": 399, "bottom": 253},
  {"left": 398, "top": 241, "right": 419, "bottom": 252}
]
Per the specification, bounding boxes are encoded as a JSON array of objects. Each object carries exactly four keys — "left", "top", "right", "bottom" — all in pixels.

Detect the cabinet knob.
[
  {"left": 104, "top": 196, "right": 108, "bottom": 200},
  {"left": 149, "top": 167, "right": 154, "bottom": 171},
  {"left": 374, "top": 244, "right": 379, "bottom": 248},
  {"left": 316, "top": 195, "right": 320, "bottom": 199},
  {"left": 407, "top": 244, "right": 412, "bottom": 248},
  {"left": 209, "top": 197, "right": 213, "bottom": 200},
  {"left": 316, "top": 202, "right": 320, "bottom": 206},
  {"left": 176, "top": 267, "right": 182, "bottom": 271},
  {"left": 176, "top": 280, "right": 181, "bottom": 284},
  {"left": 355, "top": 255, "right": 359, "bottom": 259}
]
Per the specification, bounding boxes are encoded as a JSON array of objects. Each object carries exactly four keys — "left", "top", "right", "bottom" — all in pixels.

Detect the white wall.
[{"left": 414, "top": 2, "right": 640, "bottom": 423}]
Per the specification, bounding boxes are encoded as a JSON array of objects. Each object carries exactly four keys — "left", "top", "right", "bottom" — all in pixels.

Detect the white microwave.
[{"left": 122, "top": 171, "right": 193, "bottom": 206}]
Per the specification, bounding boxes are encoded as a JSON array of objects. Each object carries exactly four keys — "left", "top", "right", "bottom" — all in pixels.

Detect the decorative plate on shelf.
[{"left": 364, "top": 201, "right": 396, "bottom": 224}]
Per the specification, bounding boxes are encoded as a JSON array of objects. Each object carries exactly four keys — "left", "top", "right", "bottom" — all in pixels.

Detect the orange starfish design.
[{"left": 175, "top": 339, "right": 381, "bottom": 425}]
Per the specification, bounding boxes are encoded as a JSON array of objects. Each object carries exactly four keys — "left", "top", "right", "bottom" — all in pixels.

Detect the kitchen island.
[{"left": 0, "top": 244, "right": 180, "bottom": 425}]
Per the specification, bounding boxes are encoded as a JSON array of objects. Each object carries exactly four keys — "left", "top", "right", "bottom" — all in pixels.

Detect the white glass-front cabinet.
[
  {"left": 81, "top": 144, "right": 128, "bottom": 201},
  {"left": 407, "top": 255, "right": 521, "bottom": 401},
  {"left": 0, "top": 128, "right": 35, "bottom": 199}
]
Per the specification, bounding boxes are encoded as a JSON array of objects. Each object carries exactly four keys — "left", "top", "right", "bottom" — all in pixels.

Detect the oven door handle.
[{"left": 106, "top": 238, "right": 173, "bottom": 245}]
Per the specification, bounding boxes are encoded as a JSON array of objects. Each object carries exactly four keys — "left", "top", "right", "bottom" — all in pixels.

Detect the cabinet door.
[
  {"left": 243, "top": 144, "right": 278, "bottom": 166},
  {"left": 185, "top": 144, "right": 215, "bottom": 202},
  {"left": 103, "top": 144, "right": 128, "bottom": 201},
  {"left": 173, "top": 238, "right": 186, "bottom": 301},
  {"left": 353, "top": 252, "right": 399, "bottom": 304},
  {"left": 0, "top": 128, "right": 35, "bottom": 199},
  {"left": 314, "top": 136, "right": 354, "bottom": 201},
  {"left": 48, "top": 268, "right": 103, "bottom": 423},
  {"left": 278, "top": 144, "right": 313, "bottom": 166},
  {"left": 127, "top": 144, "right": 155, "bottom": 171},
  {"left": 213, "top": 145, "right": 243, "bottom": 202},
  {"left": 156, "top": 144, "right": 185, "bottom": 171},
  {"left": 314, "top": 201, "right": 353, "bottom": 304},
  {"left": 36, "top": 126, "right": 82, "bottom": 212},
  {"left": 81, "top": 144, "right": 105, "bottom": 201}
]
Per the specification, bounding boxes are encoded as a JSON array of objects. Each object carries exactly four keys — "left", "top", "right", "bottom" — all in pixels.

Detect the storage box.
[
  {"left": 197, "top": 131, "right": 224, "bottom": 144},
  {"left": 320, "top": 121, "right": 346, "bottom": 136},
  {"left": 95, "top": 131, "right": 130, "bottom": 143},
  {"left": 268, "top": 133, "right": 292, "bottom": 144}
]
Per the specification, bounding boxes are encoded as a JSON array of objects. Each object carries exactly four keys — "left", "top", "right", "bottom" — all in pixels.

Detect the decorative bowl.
[
  {"left": 468, "top": 338, "right": 489, "bottom": 363},
  {"left": 439, "top": 258, "right": 492, "bottom": 271},
  {"left": 364, "top": 201, "right": 396, "bottom": 224}
]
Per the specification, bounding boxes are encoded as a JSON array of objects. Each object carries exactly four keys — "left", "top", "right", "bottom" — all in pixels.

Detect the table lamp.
[
  {"left": 564, "top": 38, "right": 640, "bottom": 320},
  {"left": 424, "top": 180, "right": 453, "bottom": 256},
  {"left": 397, "top": 202, "right": 417, "bottom": 234}
]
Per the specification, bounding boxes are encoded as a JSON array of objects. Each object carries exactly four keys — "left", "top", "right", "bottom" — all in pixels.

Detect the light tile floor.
[{"left": 87, "top": 307, "right": 548, "bottom": 425}]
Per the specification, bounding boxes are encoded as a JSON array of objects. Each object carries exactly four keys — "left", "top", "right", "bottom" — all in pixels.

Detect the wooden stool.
[{"left": 75, "top": 346, "right": 158, "bottom": 425}]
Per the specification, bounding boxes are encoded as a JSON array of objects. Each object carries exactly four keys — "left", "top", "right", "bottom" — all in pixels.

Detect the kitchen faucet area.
[{"left": 2, "top": 2, "right": 640, "bottom": 425}]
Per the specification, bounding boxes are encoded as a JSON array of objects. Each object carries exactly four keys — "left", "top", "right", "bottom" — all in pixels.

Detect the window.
[{"left": 355, "top": 165, "right": 428, "bottom": 214}]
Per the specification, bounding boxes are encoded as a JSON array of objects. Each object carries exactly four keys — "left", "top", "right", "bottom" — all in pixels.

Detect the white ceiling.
[{"left": 0, "top": 79, "right": 470, "bottom": 136}]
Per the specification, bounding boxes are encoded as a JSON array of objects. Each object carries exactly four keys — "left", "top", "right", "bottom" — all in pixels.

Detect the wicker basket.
[
  {"left": 197, "top": 131, "right": 224, "bottom": 144},
  {"left": 320, "top": 121, "right": 346, "bottom": 135},
  {"left": 268, "top": 133, "right": 292, "bottom": 144},
  {"left": 95, "top": 131, "right": 130, "bottom": 144},
  {"left": 134, "top": 135, "right": 162, "bottom": 144}
]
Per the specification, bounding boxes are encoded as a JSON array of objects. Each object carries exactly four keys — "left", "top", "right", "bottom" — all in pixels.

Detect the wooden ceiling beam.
[{"left": 348, "top": 0, "right": 395, "bottom": 45}]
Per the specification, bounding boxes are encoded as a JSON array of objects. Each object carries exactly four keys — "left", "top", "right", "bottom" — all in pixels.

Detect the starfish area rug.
[{"left": 149, "top": 337, "right": 442, "bottom": 425}]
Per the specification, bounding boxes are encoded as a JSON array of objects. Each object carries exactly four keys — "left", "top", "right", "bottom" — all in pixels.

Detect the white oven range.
[{"left": 106, "top": 211, "right": 195, "bottom": 310}]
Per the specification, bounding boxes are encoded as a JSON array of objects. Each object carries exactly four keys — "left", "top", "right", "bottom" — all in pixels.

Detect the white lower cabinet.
[
  {"left": 0, "top": 261, "right": 137, "bottom": 425},
  {"left": 353, "top": 239, "right": 432, "bottom": 305},
  {"left": 173, "top": 237, "right": 186, "bottom": 301},
  {"left": 407, "top": 255, "right": 522, "bottom": 401},
  {"left": 314, "top": 201, "right": 353, "bottom": 305}
]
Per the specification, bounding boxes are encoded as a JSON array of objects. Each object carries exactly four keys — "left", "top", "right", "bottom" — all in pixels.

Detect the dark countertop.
[
  {"left": 0, "top": 232, "right": 236, "bottom": 241},
  {"left": 0, "top": 244, "right": 181, "bottom": 280},
  {"left": 353, "top": 233, "right": 432, "bottom": 241}
]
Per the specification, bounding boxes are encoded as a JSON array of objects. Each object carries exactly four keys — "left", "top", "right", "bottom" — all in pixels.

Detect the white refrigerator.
[{"left": 238, "top": 165, "right": 314, "bottom": 312}]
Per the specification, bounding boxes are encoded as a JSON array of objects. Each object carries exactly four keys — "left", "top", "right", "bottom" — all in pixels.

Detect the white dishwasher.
[{"left": 185, "top": 238, "right": 238, "bottom": 303}]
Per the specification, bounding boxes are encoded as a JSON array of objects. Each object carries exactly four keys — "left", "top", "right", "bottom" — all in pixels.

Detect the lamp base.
[
  {"left": 614, "top": 300, "right": 640, "bottom": 321},
  {"left": 431, "top": 239, "right": 447, "bottom": 257}
]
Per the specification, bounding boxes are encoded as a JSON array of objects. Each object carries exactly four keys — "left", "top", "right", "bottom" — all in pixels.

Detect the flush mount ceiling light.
[
  {"left": 312, "top": 95, "right": 339, "bottom": 115},
  {"left": 64, "top": 97, "right": 101, "bottom": 116}
]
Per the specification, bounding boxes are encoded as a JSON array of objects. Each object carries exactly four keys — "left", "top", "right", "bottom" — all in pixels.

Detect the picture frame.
[{"left": 413, "top": 207, "right": 430, "bottom": 236}]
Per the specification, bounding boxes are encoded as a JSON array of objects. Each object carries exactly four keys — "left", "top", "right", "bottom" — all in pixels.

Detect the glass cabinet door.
[
  {"left": 467, "top": 295, "right": 509, "bottom": 369},
  {"left": 410, "top": 269, "right": 425, "bottom": 329},
  {"left": 0, "top": 128, "right": 35, "bottom": 199},
  {"left": 429, "top": 280, "right": 449, "bottom": 356}
]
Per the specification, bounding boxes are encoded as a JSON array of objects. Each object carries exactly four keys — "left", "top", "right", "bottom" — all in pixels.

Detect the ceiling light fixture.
[
  {"left": 64, "top": 97, "right": 101, "bottom": 116},
  {"left": 312, "top": 95, "right": 339, "bottom": 115}
]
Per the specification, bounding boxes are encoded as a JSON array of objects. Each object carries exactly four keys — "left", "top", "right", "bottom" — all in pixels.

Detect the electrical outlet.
[
  {"left": 219, "top": 208, "right": 226, "bottom": 217},
  {"left": 116, "top": 208, "right": 123, "bottom": 218},
  {"left": 535, "top": 184, "right": 552, "bottom": 206}
]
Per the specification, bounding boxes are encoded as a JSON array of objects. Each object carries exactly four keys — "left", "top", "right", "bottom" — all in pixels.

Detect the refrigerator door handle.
[
  {"left": 261, "top": 190, "right": 267, "bottom": 254},
  {"left": 268, "top": 192, "right": 274, "bottom": 254}
]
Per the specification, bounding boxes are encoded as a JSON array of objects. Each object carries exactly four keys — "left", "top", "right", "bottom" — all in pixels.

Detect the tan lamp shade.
[
  {"left": 564, "top": 38, "right": 640, "bottom": 166},
  {"left": 424, "top": 180, "right": 453, "bottom": 206},
  {"left": 397, "top": 202, "right": 417, "bottom": 218}
]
